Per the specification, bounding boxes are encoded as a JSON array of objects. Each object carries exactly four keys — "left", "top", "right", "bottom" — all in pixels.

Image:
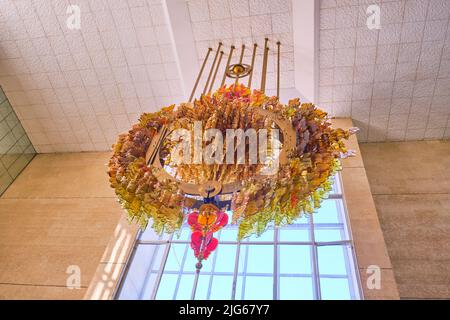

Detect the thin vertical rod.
[
  {"left": 191, "top": 237, "right": 206, "bottom": 300},
  {"left": 238, "top": 44, "right": 245, "bottom": 63},
  {"left": 221, "top": 45, "right": 235, "bottom": 87},
  {"left": 276, "top": 41, "right": 281, "bottom": 99},
  {"left": 260, "top": 38, "right": 269, "bottom": 93},
  {"left": 189, "top": 48, "right": 212, "bottom": 102},
  {"left": 247, "top": 43, "right": 257, "bottom": 89},
  {"left": 261, "top": 47, "right": 270, "bottom": 93},
  {"left": 234, "top": 44, "right": 245, "bottom": 87},
  {"left": 208, "top": 50, "right": 224, "bottom": 94},
  {"left": 191, "top": 269, "right": 200, "bottom": 300},
  {"left": 203, "top": 42, "right": 223, "bottom": 95}
]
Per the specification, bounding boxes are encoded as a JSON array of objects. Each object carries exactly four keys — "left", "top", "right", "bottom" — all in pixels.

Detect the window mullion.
[
  {"left": 206, "top": 236, "right": 221, "bottom": 299},
  {"left": 240, "top": 243, "right": 250, "bottom": 299},
  {"left": 172, "top": 242, "right": 190, "bottom": 300},
  {"left": 150, "top": 233, "right": 174, "bottom": 300},
  {"left": 230, "top": 240, "right": 241, "bottom": 300},
  {"left": 337, "top": 172, "right": 364, "bottom": 299},
  {"left": 138, "top": 242, "right": 161, "bottom": 299},
  {"left": 273, "top": 226, "right": 279, "bottom": 300},
  {"left": 310, "top": 214, "right": 322, "bottom": 300},
  {"left": 139, "top": 240, "right": 351, "bottom": 245},
  {"left": 113, "top": 233, "right": 140, "bottom": 299}
]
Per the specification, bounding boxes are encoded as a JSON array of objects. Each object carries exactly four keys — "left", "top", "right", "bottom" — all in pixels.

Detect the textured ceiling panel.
[
  {"left": 0, "top": 0, "right": 183, "bottom": 152},
  {"left": 319, "top": 0, "right": 450, "bottom": 142},
  {"left": 0, "top": 0, "right": 449, "bottom": 153}
]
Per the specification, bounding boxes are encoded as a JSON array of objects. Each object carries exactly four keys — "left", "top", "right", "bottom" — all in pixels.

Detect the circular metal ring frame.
[{"left": 145, "top": 108, "right": 296, "bottom": 197}]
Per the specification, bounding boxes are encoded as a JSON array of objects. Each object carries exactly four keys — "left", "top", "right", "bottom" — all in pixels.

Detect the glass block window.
[
  {"left": 116, "top": 174, "right": 362, "bottom": 300},
  {"left": 0, "top": 86, "right": 36, "bottom": 196}
]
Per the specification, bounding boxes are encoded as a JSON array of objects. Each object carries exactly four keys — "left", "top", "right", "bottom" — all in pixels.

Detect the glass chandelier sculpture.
[{"left": 108, "top": 39, "right": 357, "bottom": 286}]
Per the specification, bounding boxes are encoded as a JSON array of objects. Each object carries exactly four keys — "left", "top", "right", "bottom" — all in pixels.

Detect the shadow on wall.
[{"left": 0, "top": 86, "right": 36, "bottom": 196}]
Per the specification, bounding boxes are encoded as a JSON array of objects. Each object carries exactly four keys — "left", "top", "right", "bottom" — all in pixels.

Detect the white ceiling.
[
  {"left": 0, "top": 0, "right": 185, "bottom": 153},
  {"left": 319, "top": 0, "right": 450, "bottom": 142},
  {"left": 0, "top": 0, "right": 449, "bottom": 153}
]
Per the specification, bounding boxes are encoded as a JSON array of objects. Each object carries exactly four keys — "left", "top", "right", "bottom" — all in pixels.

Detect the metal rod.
[
  {"left": 238, "top": 45, "right": 245, "bottom": 63},
  {"left": 191, "top": 269, "right": 200, "bottom": 300},
  {"left": 260, "top": 38, "right": 269, "bottom": 93},
  {"left": 208, "top": 50, "right": 224, "bottom": 94},
  {"left": 189, "top": 48, "right": 212, "bottom": 102},
  {"left": 234, "top": 44, "right": 245, "bottom": 87},
  {"left": 247, "top": 43, "right": 257, "bottom": 89},
  {"left": 276, "top": 41, "right": 281, "bottom": 99},
  {"left": 191, "top": 237, "right": 206, "bottom": 300},
  {"left": 148, "top": 126, "right": 168, "bottom": 165},
  {"left": 221, "top": 45, "right": 235, "bottom": 87},
  {"left": 203, "top": 42, "right": 223, "bottom": 95}
]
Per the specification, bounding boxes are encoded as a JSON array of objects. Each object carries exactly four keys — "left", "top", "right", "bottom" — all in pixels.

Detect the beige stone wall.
[
  {"left": 334, "top": 119, "right": 399, "bottom": 300},
  {"left": 361, "top": 141, "right": 450, "bottom": 299},
  {"left": 0, "top": 153, "right": 121, "bottom": 299}
]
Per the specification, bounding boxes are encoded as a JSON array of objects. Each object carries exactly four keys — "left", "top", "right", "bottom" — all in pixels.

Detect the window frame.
[{"left": 115, "top": 173, "right": 363, "bottom": 300}]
